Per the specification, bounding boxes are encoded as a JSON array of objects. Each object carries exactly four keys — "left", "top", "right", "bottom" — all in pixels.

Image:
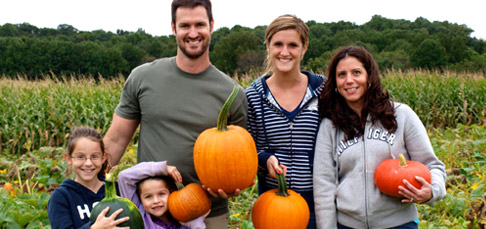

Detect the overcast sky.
[{"left": 1, "top": 0, "right": 484, "bottom": 40}]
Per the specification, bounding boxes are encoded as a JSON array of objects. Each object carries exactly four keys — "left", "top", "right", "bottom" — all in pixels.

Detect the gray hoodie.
[{"left": 313, "top": 102, "right": 446, "bottom": 229}]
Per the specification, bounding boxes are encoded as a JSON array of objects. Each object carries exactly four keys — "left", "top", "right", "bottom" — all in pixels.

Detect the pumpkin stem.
[
  {"left": 217, "top": 86, "right": 239, "bottom": 131},
  {"left": 398, "top": 153, "right": 408, "bottom": 167},
  {"left": 175, "top": 182, "right": 185, "bottom": 190},
  {"left": 275, "top": 167, "right": 290, "bottom": 197},
  {"left": 104, "top": 172, "right": 117, "bottom": 199}
]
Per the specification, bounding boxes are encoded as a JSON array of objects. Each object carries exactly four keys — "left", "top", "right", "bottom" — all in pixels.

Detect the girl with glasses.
[{"left": 47, "top": 126, "right": 129, "bottom": 229}]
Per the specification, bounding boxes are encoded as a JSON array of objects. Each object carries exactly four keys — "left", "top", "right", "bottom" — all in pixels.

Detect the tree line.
[{"left": 1, "top": 15, "right": 485, "bottom": 80}]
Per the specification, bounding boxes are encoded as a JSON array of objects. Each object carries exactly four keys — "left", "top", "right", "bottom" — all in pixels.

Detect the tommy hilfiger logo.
[
  {"left": 367, "top": 128, "right": 396, "bottom": 145},
  {"left": 336, "top": 128, "right": 396, "bottom": 155}
]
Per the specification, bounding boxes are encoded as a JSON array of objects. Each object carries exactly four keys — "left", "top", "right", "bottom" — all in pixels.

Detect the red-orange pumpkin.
[
  {"left": 251, "top": 170, "right": 310, "bottom": 229},
  {"left": 193, "top": 86, "right": 258, "bottom": 193},
  {"left": 168, "top": 182, "right": 211, "bottom": 222},
  {"left": 374, "top": 153, "right": 432, "bottom": 197}
]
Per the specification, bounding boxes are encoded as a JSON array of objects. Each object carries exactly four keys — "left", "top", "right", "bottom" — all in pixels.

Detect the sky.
[{"left": 1, "top": 0, "right": 485, "bottom": 40}]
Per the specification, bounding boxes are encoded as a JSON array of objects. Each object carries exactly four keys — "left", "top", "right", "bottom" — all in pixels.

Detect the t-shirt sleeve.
[{"left": 115, "top": 71, "right": 142, "bottom": 120}]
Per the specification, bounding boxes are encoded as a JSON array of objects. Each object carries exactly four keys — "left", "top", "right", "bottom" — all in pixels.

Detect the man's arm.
[{"left": 103, "top": 113, "right": 140, "bottom": 166}]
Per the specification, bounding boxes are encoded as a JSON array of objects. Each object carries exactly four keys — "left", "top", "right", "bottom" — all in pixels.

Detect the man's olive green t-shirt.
[{"left": 115, "top": 57, "right": 248, "bottom": 217}]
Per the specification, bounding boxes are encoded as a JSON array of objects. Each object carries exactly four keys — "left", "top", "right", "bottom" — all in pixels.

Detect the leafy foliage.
[
  {"left": 1, "top": 15, "right": 486, "bottom": 79},
  {"left": 0, "top": 72, "right": 485, "bottom": 228},
  {"left": 3, "top": 124, "right": 484, "bottom": 228},
  {"left": 418, "top": 124, "right": 486, "bottom": 228}
]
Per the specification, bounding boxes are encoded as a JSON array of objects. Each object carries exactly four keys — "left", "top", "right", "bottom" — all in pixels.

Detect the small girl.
[
  {"left": 118, "top": 161, "right": 207, "bottom": 229},
  {"left": 47, "top": 126, "right": 129, "bottom": 229}
]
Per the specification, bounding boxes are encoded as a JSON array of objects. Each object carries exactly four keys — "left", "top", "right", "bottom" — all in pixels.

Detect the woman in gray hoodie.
[{"left": 313, "top": 46, "right": 446, "bottom": 229}]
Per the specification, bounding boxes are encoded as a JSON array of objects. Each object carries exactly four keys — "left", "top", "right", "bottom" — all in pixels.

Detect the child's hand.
[
  {"left": 167, "top": 165, "right": 182, "bottom": 183},
  {"left": 90, "top": 207, "right": 130, "bottom": 229}
]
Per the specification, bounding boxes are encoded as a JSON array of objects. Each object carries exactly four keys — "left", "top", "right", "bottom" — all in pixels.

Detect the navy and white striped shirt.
[{"left": 246, "top": 71, "right": 326, "bottom": 211}]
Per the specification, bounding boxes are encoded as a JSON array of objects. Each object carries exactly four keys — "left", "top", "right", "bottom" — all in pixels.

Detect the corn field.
[
  {"left": 1, "top": 70, "right": 486, "bottom": 156},
  {"left": 384, "top": 70, "right": 486, "bottom": 128},
  {"left": 0, "top": 76, "right": 124, "bottom": 155}
]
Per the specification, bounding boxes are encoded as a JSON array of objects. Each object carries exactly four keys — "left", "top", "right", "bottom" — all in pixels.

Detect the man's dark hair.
[{"left": 171, "top": 0, "right": 213, "bottom": 25}]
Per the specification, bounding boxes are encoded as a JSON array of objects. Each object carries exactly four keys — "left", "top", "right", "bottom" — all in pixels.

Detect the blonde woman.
[{"left": 246, "top": 14, "right": 326, "bottom": 229}]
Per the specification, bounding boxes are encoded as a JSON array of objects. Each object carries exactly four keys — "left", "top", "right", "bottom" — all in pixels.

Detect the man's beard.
[{"left": 178, "top": 38, "right": 210, "bottom": 59}]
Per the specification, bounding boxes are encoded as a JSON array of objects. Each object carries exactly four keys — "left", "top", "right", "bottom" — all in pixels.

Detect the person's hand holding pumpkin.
[
  {"left": 267, "top": 155, "right": 287, "bottom": 179},
  {"left": 204, "top": 185, "right": 242, "bottom": 198},
  {"left": 91, "top": 207, "right": 130, "bottom": 229},
  {"left": 398, "top": 176, "right": 433, "bottom": 204}
]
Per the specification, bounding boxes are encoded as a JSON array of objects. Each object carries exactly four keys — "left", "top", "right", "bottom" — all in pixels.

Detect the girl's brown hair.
[
  {"left": 67, "top": 126, "right": 108, "bottom": 178},
  {"left": 136, "top": 176, "right": 178, "bottom": 223}
]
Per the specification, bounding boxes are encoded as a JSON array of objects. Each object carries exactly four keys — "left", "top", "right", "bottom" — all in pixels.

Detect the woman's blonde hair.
[{"left": 263, "top": 14, "right": 309, "bottom": 74}]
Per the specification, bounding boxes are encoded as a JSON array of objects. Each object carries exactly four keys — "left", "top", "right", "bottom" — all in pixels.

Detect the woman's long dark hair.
[{"left": 318, "top": 46, "right": 397, "bottom": 140}]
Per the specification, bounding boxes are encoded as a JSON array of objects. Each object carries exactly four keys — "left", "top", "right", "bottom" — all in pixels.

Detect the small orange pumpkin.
[
  {"left": 168, "top": 182, "right": 211, "bottom": 222},
  {"left": 374, "top": 153, "right": 432, "bottom": 198},
  {"left": 4, "top": 182, "right": 14, "bottom": 192},
  {"left": 194, "top": 86, "right": 258, "bottom": 193},
  {"left": 251, "top": 169, "right": 310, "bottom": 229}
]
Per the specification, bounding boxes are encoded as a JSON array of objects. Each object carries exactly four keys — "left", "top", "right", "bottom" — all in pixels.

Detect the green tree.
[
  {"left": 449, "top": 53, "right": 486, "bottom": 73},
  {"left": 210, "top": 27, "right": 230, "bottom": 51},
  {"left": 363, "top": 15, "right": 394, "bottom": 32},
  {"left": 2, "top": 16, "right": 486, "bottom": 78},
  {"left": 0, "top": 23, "right": 20, "bottom": 37},
  {"left": 411, "top": 39, "right": 447, "bottom": 69},
  {"left": 102, "top": 47, "right": 128, "bottom": 77},
  {"left": 375, "top": 50, "right": 411, "bottom": 71},
  {"left": 57, "top": 24, "right": 78, "bottom": 36},
  {"left": 1, "top": 37, "right": 28, "bottom": 75},
  {"left": 211, "top": 30, "right": 263, "bottom": 74},
  {"left": 17, "top": 23, "right": 39, "bottom": 36},
  {"left": 77, "top": 41, "right": 105, "bottom": 78},
  {"left": 119, "top": 42, "right": 146, "bottom": 72}
]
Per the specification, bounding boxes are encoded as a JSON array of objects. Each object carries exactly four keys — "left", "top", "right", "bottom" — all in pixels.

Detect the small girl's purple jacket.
[{"left": 118, "top": 161, "right": 206, "bottom": 229}]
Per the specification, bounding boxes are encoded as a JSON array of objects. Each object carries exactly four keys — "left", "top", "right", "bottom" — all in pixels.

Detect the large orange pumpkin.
[
  {"left": 252, "top": 170, "right": 310, "bottom": 229},
  {"left": 374, "top": 153, "right": 432, "bottom": 198},
  {"left": 193, "top": 86, "right": 258, "bottom": 193},
  {"left": 168, "top": 182, "right": 211, "bottom": 222}
]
